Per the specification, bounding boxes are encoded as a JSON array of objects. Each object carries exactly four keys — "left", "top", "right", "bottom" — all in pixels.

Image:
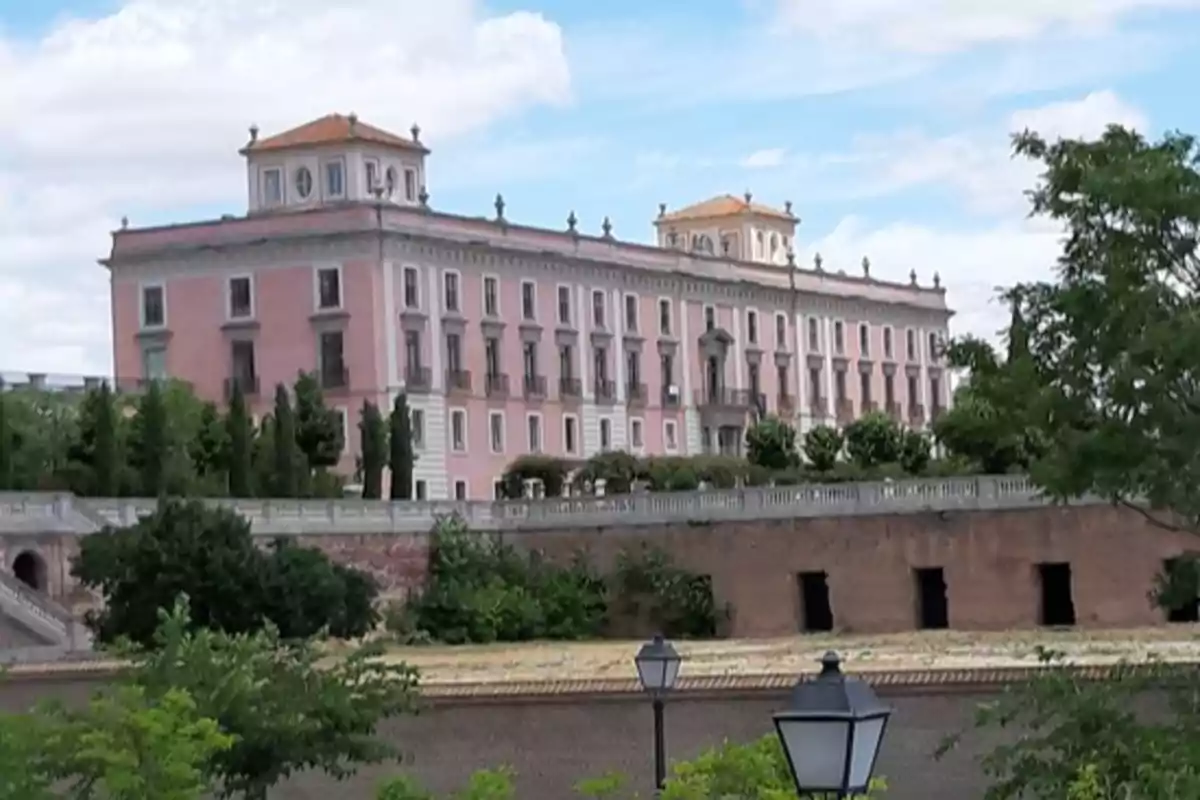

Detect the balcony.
[
  {"left": 809, "top": 395, "right": 828, "bottom": 416},
  {"left": 626, "top": 382, "right": 647, "bottom": 406},
  {"left": 485, "top": 372, "right": 510, "bottom": 399},
  {"left": 405, "top": 366, "right": 431, "bottom": 393},
  {"left": 446, "top": 369, "right": 472, "bottom": 394},
  {"left": 862, "top": 400, "right": 878, "bottom": 413},
  {"left": 661, "top": 385, "right": 681, "bottom": 408},
  {"left": 835, "top": 397, "right": 854, "bottom": 424},
  {"left": 777, "top": 393, "right": 795, "bottom": 415},
  {"left": 223, "top": 375, "right": 260, "bottom": 400},
  {"left": 594, "top": 379, "right": 616, "bottom": 404},
  {"left": 886, "top": 401, "right": 902, "bottom": 421},
  {"left": 559, "top": 377, "right": 582, "bottom": 399},
  {"left": 524, "top": 374, "right": 548, "bottom": 399},
  {"left": 319, "top": 365, "right": 349, "bottom": 391},
  {"left": 909, "top": 402, "right": 926, "bottom": 424},
  {"left": 695, "top": 388, "right": 757, "bottom": 408}
]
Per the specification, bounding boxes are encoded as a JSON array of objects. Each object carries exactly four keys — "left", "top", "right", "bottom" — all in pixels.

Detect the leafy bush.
[
  {"left": 401, "top": 516, "right": 722, "bottom": 644},
  {"left": 803, "top": 425, "right": 844, "bottom": 472},
  {"left": 745, "top": 416, "right": 800, "bottom": 471},
  {"left": 843, "top": 412, "right": 903, "bottom": 469}
]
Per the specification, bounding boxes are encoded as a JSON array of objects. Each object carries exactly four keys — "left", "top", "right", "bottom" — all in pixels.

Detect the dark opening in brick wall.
[
  {"left": 797, "top": 571, "right": 833, "bottom": 632},
  {"left": 1037, "top": 562, "right": 1076, "bottom": 627},
  {"left": 1163, "top": 557, "right": 1200, "bottom": 623},
  {"left": 914, "top": 567, "right": 949, "bottom": 630}
]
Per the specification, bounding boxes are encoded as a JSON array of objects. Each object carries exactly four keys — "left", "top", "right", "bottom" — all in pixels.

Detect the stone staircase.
[{"left": 0, "top": 569, "right": 90, "bottom": 661}]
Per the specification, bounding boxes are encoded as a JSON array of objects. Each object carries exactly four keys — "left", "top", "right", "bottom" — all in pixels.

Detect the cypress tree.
[
  {"left": 359, "top": 400, "right": 387, "bottom": 500},
  {"left": 129, "top": 381, "right": 169, "bottom": 497},
  {"left": 91, "top": 382, "right": 119, "bottom": 497},
  {"left": 388, "top": 394, "right": 414, "bottom": 500},
  {"left": 0, "top": 394, "right": 12, "bottom": 490},
  {"left": 226, "top": 383, "right": 254, "bottom": 498},
  {"left": 272, "top": 384, "right": 299, "bottom": 498}
]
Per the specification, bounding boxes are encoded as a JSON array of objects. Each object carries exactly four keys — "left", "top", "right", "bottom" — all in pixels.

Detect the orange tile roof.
[
  {"left": 240, "top": 113, "right": 428, "bottom": 155},
  {"left": 657, "top": 194, "right": 795, "bottom": 224}
]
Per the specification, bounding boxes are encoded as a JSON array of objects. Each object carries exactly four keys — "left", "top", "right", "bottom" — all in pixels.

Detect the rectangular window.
[
  {"left": 489, "top": 411, "right": 504, "bottom": 454},
  {"left": 593, "top": 346, "right": 608, "bottom": 383},
  {"left": 404, "top": 331, "right": 422, "bottom": 372},
  {"left": 907, "top": 375, "right": 918, "bottom": 407},
  {"left": 599, "top": 418, "right": 611, "bottom": 451},
  {"left": 906, "top": 329, "right": 916, "bottom": 360},
  {"left": 835, "top": 370, "right": 846, "bottom": 401},
  {"left": 809, "top": 367, "right": 821, "bottom": 404},
  {"left": 141, "top": 285, "right": 165, "bottom": 328},
  {"left": 317, "top": 267, "right": 341, "bottom": 310},
  {"left": 415, "top": 479, "right": 427, "bottom": 500},
  {"left": 776, "top": 314, "right": 787, "bottom": 349},
  {"left": 559, "top": 344, "right": 574, "bottom": 379},
  {"left": 527, "top": 414, "right": 542, "bottom": 453},
  {"left": 318, "top": 331, "right": 346, "bottom": 388},
  {"left": 454, "top": 480, "right": 468, "bottom": 501},
  {"left": 446, "top": 333, "right": 463, "bottom": 373},
  {"left": 403, "top": 267, "right": 419, "bottom": 309},
  {"left": 747, "top": 310, "right": 758, "bottom": 344},
  {"left": 931, "top": 377, "right": 942, "bottom": 408},
  {"left": 261, "top": 168, "right": 282, "bottom": 206},
  {"left": 860, "top": 371, "right": 871, "bottom": 404},
  {"left": 704, "top": 305, "right": 715, "bottom": 332},
  {"left": 807, "top": 318, "right": 819, "bottom": 352},
  {"left": 228, "top": 276, "right": 253, "bottom": 319},
  {"left": 661, "top": 353, "right": 674, "bottom": 386},
  {"left": 484, "top": 276, "right": 499, "bottom": 316},
  {"left": 630, "top": 418, "right": 644, "bottom": 449},
  {"left": 404, "top": 169, "right": 416, "bottom": 202},
  {"left": 231, "top": 338, "right": 256, "bottom": 381},
  {"left": 558, "top": 285, "right": 572, "bottom": 325},
  {"left": 626, "top": 350, "right": 641, "bottom": 385},
  {"left": 624, "top": 294, "right": 638, "bottom": 332},
  {"left": 929, "top": 331, "right": 941, "bottom": 361},
  {"left": 563, "top": 415, "right": 578, "bottom": 455},
  {"left": 834, "top": 321, "right": 845, "bottom": 354},
  {"left": 443, "top": 272, "right": 460, "bottom": 313},
  {"left": 664, "top": 420, "right": 678, "bottom": 452},
  {"left": 659, "top": 299, "right": 672, "bottom": 336},
  {"left": 410, "top": 408, "right": 425, "bottom": 448},
  {"left": 450, "top": 409, "right": 466, "bottom": 452},
  {"left": 859, "top": 324, "right": 870, "bottom": 356},
  {"left": 324, "top": 160, "right": 345, "bottom": 198},
  {"left": 522, "top": 342, "right": 538, "bottom": 381},
  {"left": 142, "top": 346, "right": 167, "bottom": 380},
  {"left": 592, "top": 290, "right": 606, "bottom": 328},
  {"left": 885, "top": 374, "right": 895, "bottom": 406},
  {"left": 521, "top": 281, "right": 536, "bottom": 321},
  {"left": 485, "top": 337, "right": 500, "bottom": 377},
  {"left": 365, "top": 159, "right": 379, "bottom": 193},
  {"left": 883, "top": 327, "right": 893, "bottom": 359},
  {"left": 493, "top": 480, "right": 505, "bottom": 500}
]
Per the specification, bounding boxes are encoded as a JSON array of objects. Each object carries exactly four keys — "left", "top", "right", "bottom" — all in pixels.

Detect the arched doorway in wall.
[{"left": 12, "top": 550, "right": 47, "bottom": 592}]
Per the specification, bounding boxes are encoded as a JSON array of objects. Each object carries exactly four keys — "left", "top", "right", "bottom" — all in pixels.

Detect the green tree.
[
  {"left": 251, "top": 414, "right": 274, "bottom": 496},
  {"left": 225, "top": 384, "right": 254, "bottom": 498},
  {"left": 189, "top": 401, "right": 228, "bottom": 495},
  {"left": 128, "top": 380, "right": 172, "bottom": 496},
  {"left": 359, "top": 400, "right": 388, "bottom": 500},
  {"left": 293, "top": 371, "right": 344, "bottom": 470},
  {"left": 67, "top": 382, "right": 122, "bottom": 496},
  {"left": 843, "top": 411, "right": 902, "bottom": 470},
  {"left": 389, "top": 393, "right": 415, "bottom": 500},
  {"left": 745, "top": 416, "right": 799, "bottom": 471},
  {"left": 802, "top": 425, "right": 843, "bottom": 472},
  {"left": 126, "top": 601, "right": 419, "bottom": 800},
  {"left": 271, "top": 384, "right": 299, "bottom": 498},
  {"left": 898, "top": 428, "right": 932, "bottom": 475},
  {"left": 0, "top": 394, "right": 13, "bottom": 491},
  {"left": 261, "top": 537, "right": 380, "bottom": 639}
]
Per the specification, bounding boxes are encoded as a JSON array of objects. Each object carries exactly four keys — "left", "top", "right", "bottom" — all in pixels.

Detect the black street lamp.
[
  {"left": 773, "top": 651, "right": 892, "bottom": 798},
  {"left": 634, "top": 634, "right": 682, "bottom": 792}
]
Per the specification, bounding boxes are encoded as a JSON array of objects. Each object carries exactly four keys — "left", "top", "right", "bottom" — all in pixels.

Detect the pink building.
[{"left": 104, "top": 114, "right": 953, "bottom": 500}]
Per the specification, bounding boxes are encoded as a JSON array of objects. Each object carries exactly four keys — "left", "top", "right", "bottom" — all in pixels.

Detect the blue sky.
[{"left": 0, "top": 0, "right": 1198, "bottom": 376}]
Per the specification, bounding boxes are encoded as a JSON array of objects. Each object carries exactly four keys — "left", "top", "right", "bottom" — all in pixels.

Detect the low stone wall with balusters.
[{"left": 0, "top": 476, "right": 1191, "bottom": 636}]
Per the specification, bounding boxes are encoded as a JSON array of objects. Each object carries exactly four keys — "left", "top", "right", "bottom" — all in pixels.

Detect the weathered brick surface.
[{"left": 11, "top": 504, "right": 1194, "bottom": 636}]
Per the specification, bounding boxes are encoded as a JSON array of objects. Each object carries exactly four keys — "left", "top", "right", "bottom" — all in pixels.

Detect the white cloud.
[
  {"left": 774, "top": 0, "right": 1200, "bottom": 54},
  {"left": 801, "top": 91, "right": 1148, "bottom": 344},
  {"left": 0, "top": 0, "right": 571, "bottom": 374},
  {"left": 741, "top": 148, "right": 788, "bottom": 168}
]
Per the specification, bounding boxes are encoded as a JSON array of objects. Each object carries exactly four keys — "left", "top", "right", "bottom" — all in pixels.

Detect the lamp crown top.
[{"left": 819, "top": 651, "right": 842, "bottom": 675}]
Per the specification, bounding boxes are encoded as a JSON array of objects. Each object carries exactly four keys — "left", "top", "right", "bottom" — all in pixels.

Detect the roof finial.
[
  {"left": 786, "top": 249, "right": 795, "bottom": 268},
  {"left": 813, "top": 252, "right": 824, "bottom": 272},
  {"left": 909, "top": 269, "right": 917, "bottom": 286},
  {"left": 933, "top": 272, "right": 941, "bottom": 289},
  {"left": 861, "top": 256, "right": 870, "bottom": 278},
  {"left": 120, "top": 216, "right": 129, "bottom": 230},
  {"left": 418, "top": 185, "right": 429, "bottom": 209},
  {"left": 601, "top": 216, "right": 613, "bottom": 238},
  {"left": 784, "top": 200, "right": 793, "bottom": 216},
  {"left": 658, "top": 202, "right": 666, "bottom": 218},
  {"left": 248, "top": 124, "right": 259, "bottom": 143},
  {"left": 410, "top": 123, "right": 421, "bottom": 143},
  {"left": 567, "top": 210, "right": 578, "bottom": 234},
  {"left": 348, "top": 112, "right": 358, "bottom": 134},
  {"left": 743, "top": 189, "right": 752, "bottom": 204},
  {"left": 494, "top": 193, "right": 506, "bottom": 221}
]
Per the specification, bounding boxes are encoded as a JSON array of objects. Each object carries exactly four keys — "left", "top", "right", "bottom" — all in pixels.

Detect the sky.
[{"left": 0, "top": 0, "right": 1197, "bottom": 378}]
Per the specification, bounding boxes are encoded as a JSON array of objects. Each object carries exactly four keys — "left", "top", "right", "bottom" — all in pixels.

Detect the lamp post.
[
  {"left": 634, "top": 634, "right": 681, "bottom": 792},
  {"left": 773, "top": 651, "right": 892, "bottom": 798}
]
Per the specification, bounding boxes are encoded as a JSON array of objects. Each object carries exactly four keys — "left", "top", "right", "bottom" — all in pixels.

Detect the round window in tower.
[{"left": 295, "top": 167, "right": 313, "bottom": 199}]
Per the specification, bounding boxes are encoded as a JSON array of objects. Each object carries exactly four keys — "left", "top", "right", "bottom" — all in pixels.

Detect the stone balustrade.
[{"left": 0, "top": 475, "right": 1084, "bottom": 536}]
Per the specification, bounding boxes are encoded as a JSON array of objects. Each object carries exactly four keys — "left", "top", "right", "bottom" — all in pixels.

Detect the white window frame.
[
  {"left": 807, "top": 316, "right": 821, "bottom": 353},
  {"left": 402, "top": 265, "right": 420, "bottom": 310},
  {"left": 883, "top": 325, "right": 895, "bottom": 360},
  {"left": 410, "top": 407, "right": 426, "bottom": 449},
  {"left": 453, "top": 479, "right": 468, "bottom": 501},
  {"left": 323, "top": 157, "right": 346, "bottom": 199},
  {"left": 775, "top": 312, "right": 787, "bottom": 350},
  {"left": 333, "top": 406, "right": 349, "bottom": 455},
  {"left": 624, "top": 292, "right": 639, "bottom": 333},
  {"left": 482, "top": 274, "right": 500, "bottom": 317},
  {"left": 906, "top": 328, "right": 917, "bottom": 361},
  {"left": 664, "top": 420, "right": 679, "bottom": 454},
  {"left": 703, "top": 304, "right": 716, "bottom": 332},
  {"left": 833, "top": 318, "right": 846, "bottom": 356},
  {"left": 260, "top": 166, "right": 283, "bottom": 207},
  {"left": 404, "top": 168, "right": 417, "bottom": 202},
  {"left": 526, "top": 411, "right": 543, "bottom": 454},
  {"left": 658, "top": 296, "right": 673, "bottom": 336},
  {"left": 415, "top": 479, "right": 428, "bottom": 500},
  {"left": 364, "top": 157, "right": 380, "bottom": 195},
  {"left": 591, "top": 289, "right": 607, "bottom": 329},
  {"left": 520, "top": 279, "right": 537, "bottom": 321},
  {"left": 859, "top": 322, "right": 871, "bottom": 357},
  {"left": 442, "top": 268, "right": 461, "bottom": 314},
  {"left": 630, "top": 417, "right": 645, "bottom": 452},
  {"left": 226, "top": 274, "right": 255, "bottom": 321},
  {"left": 599, "top": 417, "right": 612, "bottom": 451},
  {"left": 557, "top": 283, "right": 573, "bottom": 326},
  {"left": 562, "top": 413, "right": 579, "bottom": 456},
  {"left": 450, "top": 408, "right": 467, "bottom": 453},
  {"left": 746, "top": 307, "right": 759, "bottom": 345},
  {"left": 139, "top": 282, "right": 167, "bottom": 330},
  {"left": 313, "top": 264, "right": 343, "bottom": 312},
  {"left": 488, "top": 410, "right": 505, "bottom": 455}
]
